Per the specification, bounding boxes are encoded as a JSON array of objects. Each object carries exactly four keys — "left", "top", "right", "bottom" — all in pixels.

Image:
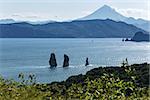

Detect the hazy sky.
[{"left": 0, "top": 0, "right": 149, "bottom": 21}]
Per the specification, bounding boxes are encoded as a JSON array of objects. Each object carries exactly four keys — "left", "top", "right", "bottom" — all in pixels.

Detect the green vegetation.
[{"left": 0, "top": 62, "right": 149, "bottom": 100}]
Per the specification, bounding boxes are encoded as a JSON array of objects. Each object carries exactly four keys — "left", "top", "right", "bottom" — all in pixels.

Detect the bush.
[{"left": 0, "top": 63, "right": 149, "bottom": 100}]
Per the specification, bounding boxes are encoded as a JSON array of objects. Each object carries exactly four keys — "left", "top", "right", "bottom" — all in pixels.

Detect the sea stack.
[
  {"left": 125, "top": 38, "right": 129, "bottom": 41},
  {"left": 85, "top": 57, "right": 89, "bottom": 66},
  {"left": 63, "top": 54, "right": 69, "bottom": 67},
  {"left": 49, "top": 53, "right": 57, "bottom": 67}
]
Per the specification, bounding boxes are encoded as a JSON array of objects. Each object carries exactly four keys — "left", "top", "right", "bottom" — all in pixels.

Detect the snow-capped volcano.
[
  {"left": 79, "top": 5, "right": 150, "bottom": 32},
  {"left": 79, "top": 5, "right": 126, "bottom": 21}
]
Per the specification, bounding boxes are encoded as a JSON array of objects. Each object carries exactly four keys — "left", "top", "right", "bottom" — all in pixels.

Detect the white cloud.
[
  {"left": 11, "top": 14, "right": 42, "bottom": 20},
  {"left": 81, "top": 11, "right": 92, "bottom": 15},
  {"left": 0, "top": 13, "right": 58, "bottom": 21},
  {"left": 116, "top": 8, "right": 149, "bottom": 20}
]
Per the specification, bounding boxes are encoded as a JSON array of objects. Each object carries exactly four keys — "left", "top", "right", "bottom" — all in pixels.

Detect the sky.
[{"left": 0, "top": 0, "right": 149, "bottom": 21}]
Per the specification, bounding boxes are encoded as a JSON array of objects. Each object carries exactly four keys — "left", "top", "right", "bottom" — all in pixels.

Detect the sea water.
[{"left": 0, "top": 38, "right": 149, "bottom": 83}]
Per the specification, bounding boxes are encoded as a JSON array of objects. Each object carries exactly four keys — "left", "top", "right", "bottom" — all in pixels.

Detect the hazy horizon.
[{"left": 0, "top": 0, "right": 149, "bottom": 21}]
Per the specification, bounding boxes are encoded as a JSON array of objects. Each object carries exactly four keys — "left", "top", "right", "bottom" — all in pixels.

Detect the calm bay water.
[{"left": 0, "top": 38, "right": 149, "bottom": 83}]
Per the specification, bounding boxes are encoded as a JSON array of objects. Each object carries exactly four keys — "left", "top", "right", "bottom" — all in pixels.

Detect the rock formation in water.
[
  {"left": 85, "top": 57, "right": 89, "bottom": 66},
  {"left": 49, "top": 53, "right": 57, "bottom": 67},
  {"left": 125, "top": 38, "right": 129, "bottom": 41},
  {"left": 63, "top": 54, "right": 69, "bottom": 67}
]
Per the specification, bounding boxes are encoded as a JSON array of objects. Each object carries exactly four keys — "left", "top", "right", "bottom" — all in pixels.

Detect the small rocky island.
[
  {"left": 63, "top": 54, "right": 69, "bottom": 67},
  {"left": 123, "top": 31, "right": 150, "bottom": 42},
  {"left": 131, "top": 31, "right": 150, "bottom": 42},
  {"left": 49, "top": 53, "right": 57, "bottom": 68}
]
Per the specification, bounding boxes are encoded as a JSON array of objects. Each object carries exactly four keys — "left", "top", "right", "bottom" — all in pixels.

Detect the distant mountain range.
[
  {"left": 0, "top": 5, "right": 149, "bottom": 32},
  {"left": 0, "top": 19, "right": 147, "bottom": 38},
  {"left": 0, "top": 19, "right": 17, "bottom": 24},
  {"left": 78, "top": 5, "right": 150, "bottom": 32},
  {"left": 0, "top": 5, "right": 149, "bottom": 38},
  {"left": 0, "top": 19, "right": 56, "bottom": 25}
]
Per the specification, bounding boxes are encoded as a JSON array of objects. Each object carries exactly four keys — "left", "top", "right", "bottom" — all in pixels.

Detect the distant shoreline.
[{"left": 0, "top": 37, "right": 129, "bottom": 39}]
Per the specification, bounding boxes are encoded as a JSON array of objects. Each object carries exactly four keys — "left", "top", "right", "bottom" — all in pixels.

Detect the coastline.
[
  {"left": 0, "top": 62, "right": 149, "bottom": 99},
  {"left": 49, "top": 63, "right": 149, "bottom": 87}
]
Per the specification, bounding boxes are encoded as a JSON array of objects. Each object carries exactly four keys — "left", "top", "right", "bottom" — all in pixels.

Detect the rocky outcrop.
[
  {"left": 125, "top": 38, "right": 129, "bottom": 41},
  {"left": 49, "top": 53, "right": 57, "bottom": 67},
  {"left": 131, "top": 31, "right": 150, "bottom": 42},
  {"left": 85, "top": 57, "right": 89, "bottom": 66},
  {"left": 63, "top": 54, "right": 69, "bottom": 67},
  {"left": 63, "top": 63, "right": 149, "bottom": 88}
]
